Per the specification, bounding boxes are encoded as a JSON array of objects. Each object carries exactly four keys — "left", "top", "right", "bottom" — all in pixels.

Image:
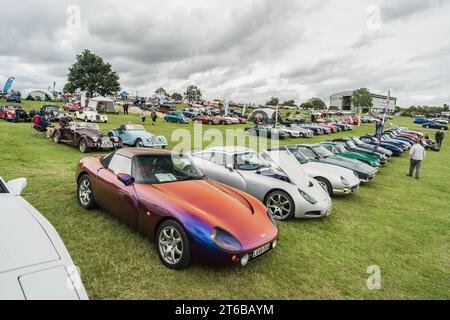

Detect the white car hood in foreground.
[{"left": 0, "top": 196, "right": 59, "bottom": 273}]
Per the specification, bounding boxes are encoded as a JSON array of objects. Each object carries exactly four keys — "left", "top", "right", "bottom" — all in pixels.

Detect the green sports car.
[{"left": 320, "top": 142, "right": 380, "bottom": 168}]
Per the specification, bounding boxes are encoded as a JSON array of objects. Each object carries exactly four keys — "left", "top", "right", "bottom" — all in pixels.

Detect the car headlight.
[
  {"left": 340, "top": 176, "right": 350, "bottom": 186},
  {"left": 298, "top": 189, "right": 317, "bottom": 204},
  {"left": 92, "top": 137, "right": 98, "bottom": 143},
  {"left": 113, "top": 137, "right": 119, "bottom": 142},
  {"left": 210, "top": 227, "right": 242, "bottom": 253}
]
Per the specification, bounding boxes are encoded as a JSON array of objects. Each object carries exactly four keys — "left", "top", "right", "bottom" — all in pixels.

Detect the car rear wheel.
[
  {"left": 315, "top": 177, "right": 333, "bottom": 196},
  {"left": 79, "top": 138, "right": 89, "bottom": 153},
  {"left": 77, "top": 175, "right": 96, "bottom": 209},
  {"left": 265, "top": 190, "right": 294, "bottom": 221},
  {"left": 156, "top": 220, "right": 191, "bottom": 270},
  {"left": 134, "top": 138, "right": 144, "bottom": 147}
]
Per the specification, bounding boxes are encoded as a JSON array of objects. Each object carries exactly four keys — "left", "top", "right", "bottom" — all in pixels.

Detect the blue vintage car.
[
  {"left": 108, "top": 124, "right": 168, "bottom": 148},
  {"left": 164, "top": 111, "right": 190, "bottom": 124},
  {"left": 413, "top": 116, "right": 431, "bottom": 124}
]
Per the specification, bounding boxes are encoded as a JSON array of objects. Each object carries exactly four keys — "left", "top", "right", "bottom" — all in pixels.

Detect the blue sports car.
[{"left": 108, "top": 124, "right": 168, "bottom": 148}]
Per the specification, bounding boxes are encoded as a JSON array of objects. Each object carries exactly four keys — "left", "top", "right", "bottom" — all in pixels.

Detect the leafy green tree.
[
  {"left": 155, "top": 87, "right": 169, "bottom": 97},
  {"left": 282, "top": 100, "right": 297, "bottom": 107},
  {"left": 444, "top": 104, "right": 449, "bottom": 111},
  {"left": 171, "top": 92, "right": 183, "bottom": 101},
  {"left": 266, "top": 97, "right": 279, "bottom": 106},
  {"left": 351, "top": 88, "right": 373, "bottom": 114},
  {"left": 184, "top": 85, "right": 202, "bottom": 102},
  {"left": 65, "top": 49, "right": 120, "bottom": 96},
  {"left": 301, "top": 97, "right": 326, "bottom": 110}
]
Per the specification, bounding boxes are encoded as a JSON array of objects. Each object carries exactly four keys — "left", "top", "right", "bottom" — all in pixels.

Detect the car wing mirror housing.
[
  {"left": 7, "top": 178, "right": 27, "bottom": 196},
  {"left": 225, "top": 163, "right": 234, "bottom": 171},
  {"left": 117, "top": 173, "right": 134, "bottom": 186}
]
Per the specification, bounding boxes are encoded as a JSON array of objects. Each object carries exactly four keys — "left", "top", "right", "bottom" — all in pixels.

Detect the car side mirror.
[
  {"left": 225, "top": 163, "right": 234, "bottom": 171},
  {"left": 117, "top": 173, "right": 134, "bottom": 186},
  {"left": 6, "top": 178, "right": 27, "bottom": 196}
]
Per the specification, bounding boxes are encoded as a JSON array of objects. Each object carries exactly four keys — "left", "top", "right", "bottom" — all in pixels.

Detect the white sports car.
[
  {"left": 75, "top": 107, "right": 108, "bottom": 123},
  {"left": 0, "top": 177, "right": 88, "bottom": 300},
  {"left": 261, "top": 148, "right": 360, "bottom": 196},
  {"left": 190, "top": 146, "right": 332, "bottom": 220}
]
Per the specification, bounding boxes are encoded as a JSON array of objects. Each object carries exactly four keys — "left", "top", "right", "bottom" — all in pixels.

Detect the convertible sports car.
[
  {"left": 76, "top": 149, "right": 278, "bottom": 269},
  {"left": 108, "top": 124, "right": 167, "bottom": 148},
  {"left": 0, "top": 177, "right": 88, "bottom": 300},
  {"left": 193, "top": 116, "right": 220, "bottom": 125},
  {"left": 191, "top": 147, "right": 332, "bottom": 220},
  {"left": 359, "top": 135, "right": 405, "bottom": 154},
  {"left": 164, "top": 111, "right": 190, "bottom": 124},
  {"left": 291, "top": 144, "right": 378, "bottom": 182},
  {"left": 329, "top": 138, "right": 388, "bottom": 165},
  {"left": 213, "top": 116, "right": 233, "bottom": 125},
  {"left": 75, "top": 107, "right": 108, "bottom": 123},
  {"left": 64, "top": 102, "right": 82, "bottom": 112},
  {"left": 40, "top": 105, "right": 65, "bottom": 122},
  {"left": 0, "top": 105, "right": 30, "bottom": 122},
  {"left": 245, "top": 125, "right": 290, "bottom": 139},
  {"left": 261, "top": 148, "right": 360, "bottom": 196},
  {"left": 320, "top": 142, "right": 380, "bottom": 168},
  {"left": 53, "top": 121, "right": 122, "bottom": 153}
]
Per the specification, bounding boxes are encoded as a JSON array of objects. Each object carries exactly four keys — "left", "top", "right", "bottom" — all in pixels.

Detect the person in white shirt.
[{"left": 407, "top": 140, "right": 426, "bottom": 179}]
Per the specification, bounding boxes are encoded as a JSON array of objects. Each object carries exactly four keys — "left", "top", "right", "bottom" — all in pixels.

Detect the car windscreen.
[
  {"left": 0, "top": 180, "right": 8, "bottom": 193},
  {"left": 312, "top": 145, "right": 333, "bottom": 157},
  {"left": 234, "top": 152, "right": 271, "bottom": 171},
  {"left": 133, "top": 155, "right": 203, "bottom": 184},
  {"left": 346, "top": 140, "right": 357, "bottom": 148},
  {"left": 126, "top": 124, "right": 145, "bottom": 131},
  {"left": 71, "top": 122, "right": 100, "bottom": 131}
]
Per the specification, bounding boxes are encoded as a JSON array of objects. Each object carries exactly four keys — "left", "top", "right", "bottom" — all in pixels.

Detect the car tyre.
[
  {"left": 53, "top": 130, "right": 60, "bottom": 143},
  {"left": 315, "top": 177, "right": 333, "bottom": 196},
  {"left": 265, "top": 190, "right": 295, "bottom": 221},
  {"left": 156, "top": 220, "right": 191, "bottom": 270},
  {"left": 79, "top": 138, "right": 89, "bottom": 153},
  {"left": 134, "top": 138, "right": 144, "bottom": 148},
  {"left": 77, "top": 175, "right": 96, "bottom": 210}
]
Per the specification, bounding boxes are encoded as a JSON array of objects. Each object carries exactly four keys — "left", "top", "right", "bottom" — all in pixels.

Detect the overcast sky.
[{"left": 1, "top": 0, "right": 449, "bottom": 106}]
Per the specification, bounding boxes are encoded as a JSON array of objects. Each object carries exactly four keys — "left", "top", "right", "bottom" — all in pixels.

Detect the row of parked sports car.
[{"left": 1, "top": 122, "right": 422, "bottom": 299}]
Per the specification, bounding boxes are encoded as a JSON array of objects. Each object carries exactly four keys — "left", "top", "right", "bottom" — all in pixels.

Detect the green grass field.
[{"left": 0, "top": 100, "right": 448, "bottom": 299}]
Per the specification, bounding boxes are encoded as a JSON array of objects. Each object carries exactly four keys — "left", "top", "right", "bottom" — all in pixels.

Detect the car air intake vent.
[{"left": 305, "top": 211, "right": 322, "bottom": 216}]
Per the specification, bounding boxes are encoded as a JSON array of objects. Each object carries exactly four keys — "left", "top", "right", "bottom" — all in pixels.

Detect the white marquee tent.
[{"left": 87, "top": 96, "right": 117, "bottom": 114}]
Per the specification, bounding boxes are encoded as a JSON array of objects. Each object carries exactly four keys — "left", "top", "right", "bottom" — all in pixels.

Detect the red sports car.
[
  {"left": 213, "top": 116, "right": 233, "bottom": 125},
  {"left": 321, "top": 124, "right": 338, "bottom": 133},
  {"left": 193, "top": 116, "right": 219, "bottom": 125},
  {"left": 76, "top": 149, "right": 278, "bottom": 269},
  {"left": 0, "top": 105, "right": 16, "bottom": 121},
  {"left": 64, "top": 102, "right": 81, "bottom": 112}
]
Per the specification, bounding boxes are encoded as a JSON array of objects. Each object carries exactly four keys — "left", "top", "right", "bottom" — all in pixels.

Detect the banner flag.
[
  {"left": 2, "top": 77, "right": 15, "bottom": 93},
  {"left": 376, "top": 90, "right": 390, "bottom": 144}
]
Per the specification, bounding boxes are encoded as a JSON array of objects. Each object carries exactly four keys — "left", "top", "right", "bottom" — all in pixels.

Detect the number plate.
[{"left": 252, "top": 243, "right": 271, "bottom": 258}]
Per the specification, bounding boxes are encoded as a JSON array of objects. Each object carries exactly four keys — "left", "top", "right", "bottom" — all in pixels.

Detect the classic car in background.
[
  {"left": 193, "top": 116, "right": 220, "bottom": 125},
  {"left": 0, "top": 177, "right": 88, "bottom": 300},
  {"left": 0, "top": 105, "right": 30, "bottom": 122},
  {"left": 164, "top": 111, "right": 190, "bottom": 124},
  {"left": 75, "top": 149, "right": 278, "bottom": 269},
  {"left": 422, "top": 121, "right": 448, "bottom": 130},
  {"left": 245, "top": 125, "right": 290, "bottom": 139},
  {"left": 320, "top": 142, "right": 381, "bottom": 168},
  {"left": 261, "top": 148, "right": 360, "bottom": 196},
  {"left": 108, "top": 124, "right": 167, "bottom": 148},
  {"left": 63, "top": 102, "right": 82, "bottom": 112},
  {"left": 190, "top": 146, "right": 332, "bottom": 220},
  {"left": 53, "top": 121, "right": 122, "bottom": 153},
  {"left": 40, "top": 105, "right": 65, "bottom": 122},
  {"left": 75, "top": 107, "right": 108, "bottom": 123}
]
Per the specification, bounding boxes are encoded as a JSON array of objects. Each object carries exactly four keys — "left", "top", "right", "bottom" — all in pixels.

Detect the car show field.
[{"left": 0, "top": 100, "right": 448, "bottom": 299}]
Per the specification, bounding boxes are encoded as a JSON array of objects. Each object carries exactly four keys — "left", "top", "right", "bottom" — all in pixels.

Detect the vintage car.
[
  {"left": 193, "top": 116, "right": 220, "bottom": 125},
  {"left": 287, "top": 125, "right": 314, "bottom": 138},
  {"left": 413, "top": 116, "right": 431, "bottom": 124},
  {"left": 290, "top": 144, "right": 378, "bottom": 183},
  {"left": 159, "top": 104, "right": 177, "bottom": 114},
  {"left": 190, "top": 147, "right": 332, "bottom": 220},
  {"left": 6, "top": 95, "right": 21, "bottom": 103},
  {"left": 0, "top": 177, "right": 88, "bottom": 300},
  {"left": 261, "top": 148, "right": 360, "bottom": 196},
  {"left": 0, "top": 105, "right": 30, "bottom": 122},
  {"left": 76, "top": 149, "right": 278, "bottom": 269},
  {"left": 272, "top": 125, "right": 301, "bottom": 138},
  {"left": 212, "top": 116, "right": 233, "bottom": 125},
  {"left": 53, "top": 121, "right": 122, "bottom": 153},
  {"left": 63, "top": 102, "right": 82, "bottom": 112},
  {"left": 75, "top": 107, "right": 108, "bottom": 123},
  {"left": 164, "top": 111, "right": 190, "bottom": 124},
  {"left": 245, "top": 125, "right": 290, "bottom": 139},
  {"left": 108, "top": 124, "right": 168, "bottom": 148},
  {"left": 40, "top": 105, "right": 65, "bottom": 122}
]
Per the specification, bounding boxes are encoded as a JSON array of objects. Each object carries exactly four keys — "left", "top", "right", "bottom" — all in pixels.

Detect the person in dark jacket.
[
  {"left": 123, "top": 103, "right": 129, "bottom": 115},
  {"left": 435, "top": 130, "right": 444, "bottom": 149}
]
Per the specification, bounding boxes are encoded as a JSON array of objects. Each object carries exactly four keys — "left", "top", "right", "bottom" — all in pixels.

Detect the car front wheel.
[
  {"left": 79, "top": 138, "right": 89, "bottom": 153},
  {"left": 156, "top": 220, "right": 191, "bottom": 270},
  {"left": 53, "top": 131, "right": 60, "bottom": 143},
  {"left": 315, "top": 177, "right": 333, "bottom": 196},
  {"left": 265, "top": 190, "right": 295, "bottom": 220},
  {"left": 134, "top": 138, "right": 144, "bottom": 147},
  {"left": 77, "top": 175, "right": 96, "bottom": 209}
]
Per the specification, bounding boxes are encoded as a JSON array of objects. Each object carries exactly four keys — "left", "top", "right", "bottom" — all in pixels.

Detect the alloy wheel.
[
  {"left": 158, "top": 226, "right": 184, "bottom": 265},
  {"left": 78, "top": 179, "right": 92, "bottom": 206},
  {"left": 267, "top": 193, "right": 292, "bottom": 220}
]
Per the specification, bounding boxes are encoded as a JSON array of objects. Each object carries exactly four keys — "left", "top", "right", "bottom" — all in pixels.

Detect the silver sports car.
[
  {"left": 261, "top": 148, "right": 360, "bottom": 196},
  {"left": 190, "top": 146, "right": 332, "bottom": 220}
]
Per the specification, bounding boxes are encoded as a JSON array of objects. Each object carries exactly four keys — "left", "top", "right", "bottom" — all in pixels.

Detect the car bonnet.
[{"left": 263, "top": 149, "right": 310, "bottom": 187}]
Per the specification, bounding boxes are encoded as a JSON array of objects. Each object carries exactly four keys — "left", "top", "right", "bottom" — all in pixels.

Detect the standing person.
[
  {"left": 123, "top": 103, "right": 129, "bottom": 115},
  {"left": 140, "top": 110, "right": 146, "bottom": 123},
  {"left": 151, "top": 110, "right": 157, "bottom": 125},
  {"left": 407, "top": 140, "right": 426, "bottom": 179},
  {"left": 435, "top": 130, "right": 444, "bottom": 149},
  {"left": 375, "top": 120, "right": 380, "bottom": 134}
]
